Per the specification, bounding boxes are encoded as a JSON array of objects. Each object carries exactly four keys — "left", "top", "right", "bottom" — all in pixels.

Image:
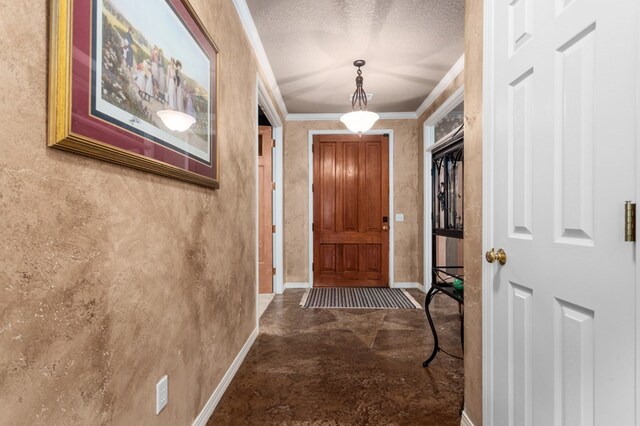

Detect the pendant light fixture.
[{"left": 340, "top": 60, "right": 379, "bottom": 135}]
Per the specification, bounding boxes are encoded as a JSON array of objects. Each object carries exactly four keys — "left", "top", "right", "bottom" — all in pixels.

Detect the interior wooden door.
[
  {"left": 313, "top": 134, "right": 389, "bottom": 287},
  {"left": 258, "top": 126, "right": 273, "bottom": 294}
]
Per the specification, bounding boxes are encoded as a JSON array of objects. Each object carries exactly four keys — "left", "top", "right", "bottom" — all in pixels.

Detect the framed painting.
[{"left": 49, "top": 0, "right": 219, "bottom": 188}]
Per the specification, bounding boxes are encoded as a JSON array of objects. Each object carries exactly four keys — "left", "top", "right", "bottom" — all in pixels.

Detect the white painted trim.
[
  {"left": 308, "top": 131, "right": 314, "bottom": 288},
  {"left": 191, "top": 328, "right": 258, "bottom": 426},
  {"left": 308, "top": 129, "right": 395, "bottom": 288},
  {"left": 284, "top": 282, "right": 311, "bottom": 290},
  {"left": 272, "top": 126, "right": 284, "bottom": 295},
  {"left": 388, "top": 130, "right": 395, "bottom": 289},
  {"left": 635, "top": 2, "right": 640, "bottom": 422},
  {"left": 231, "top": 0, "right": 288, "bottom": 117},
  {"left": 424, "top": 86, "right": 465, "bottom": 139},
  {"left": 460, "top": 409, "right": 476, "bottom": 426},
  {"left": 416, "top": 55, "right": 465, "bottom": 118},
  {"left": 378, "top": 112, "right": 418, "bottom": 120},
  {"left": 482, "top": 0, "right": 496, "bottom": 424},
  {"left": 257, "top": 78, "right": 283, "bottom": 127},
  {"left": 288, "top": 113, "right": 344, "bottom": 122},
  {"left": 287, "top": 112, "right": 417, "bottom": 122},
  {"left": 423, "top": 124, "right": 434, "bottom": 296},
  {"left": 254, "top": 78, "right": 260, "bottom": 331},
  {"left": 392, "top": 282, "right": 426, "bottom": 293},
  {"left": 257, "top": 77, "right": 285, "bottom": 295},
  {"left": 422, "top": 86, "right": 465, "bottom": 295}
]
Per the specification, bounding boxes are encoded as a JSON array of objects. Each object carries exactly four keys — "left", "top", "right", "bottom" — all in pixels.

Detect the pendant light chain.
[{"left": 352, "top": 66, "right": 368, "bottom": 111}]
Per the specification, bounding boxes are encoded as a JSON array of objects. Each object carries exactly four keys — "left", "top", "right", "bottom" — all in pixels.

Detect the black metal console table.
[{"left": 423, "top": 267, "right": 464, "bottom": 367}]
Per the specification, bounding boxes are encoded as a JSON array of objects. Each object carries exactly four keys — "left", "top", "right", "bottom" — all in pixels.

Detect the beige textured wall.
[
  {"left": 0, "top": 1, "right": 280, "bottom": 424},
  {"left": 283, "top": 120, "right": 422, "bottom": 285},
  {"left": 463, "top": 0, "right": 484, "bottom": 423}
]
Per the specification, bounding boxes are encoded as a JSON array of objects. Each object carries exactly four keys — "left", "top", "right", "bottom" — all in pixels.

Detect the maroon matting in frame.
[{"left": 70, "top": 0, "right": 218, "bottom": 181}]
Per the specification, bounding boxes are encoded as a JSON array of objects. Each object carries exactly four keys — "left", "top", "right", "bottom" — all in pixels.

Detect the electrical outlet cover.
[{"left": 156, "top": 375, "right": 168, "bottom": 415}]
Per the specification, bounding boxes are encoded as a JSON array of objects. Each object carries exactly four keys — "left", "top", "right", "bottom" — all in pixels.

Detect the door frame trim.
[
  {"left": 636, "top": 2, "right": 640, "bottom": 419},
  {"left": 482, "top": 0, "right": 496, "bottom": 423},
  {"left": 308, "top": 129, "right": 395, "bottom": 288},
  {"left": 422, "top": 85, "right": 465, "bottom": 295},
  {"left": 256, "top": 76, "right": 285, "bottom": 330}
]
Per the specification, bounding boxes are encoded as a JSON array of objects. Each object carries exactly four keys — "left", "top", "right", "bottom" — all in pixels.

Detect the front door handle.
[{"left": 382, "top": 225, "right": 389, "bottom": 231}]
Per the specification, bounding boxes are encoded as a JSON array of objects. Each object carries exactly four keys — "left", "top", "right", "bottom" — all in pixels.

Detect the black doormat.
[{"left": 300, "top": 287, "right": 422, "bottom": 309}]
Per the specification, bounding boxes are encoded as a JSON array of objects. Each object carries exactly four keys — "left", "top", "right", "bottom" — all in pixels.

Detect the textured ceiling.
[{"left": 245, "top": 0, "right": 464, "bottom": 114}]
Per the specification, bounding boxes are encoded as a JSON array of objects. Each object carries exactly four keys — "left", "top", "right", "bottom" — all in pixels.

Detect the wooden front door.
[
  {"left": 258, "top": 126, "right": 273, "bottom": 293},
  {"left": 313, "top": 134, "right": 389, "bottom": 287}
]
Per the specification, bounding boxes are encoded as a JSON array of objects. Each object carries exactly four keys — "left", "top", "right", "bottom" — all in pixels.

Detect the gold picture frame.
[{"left": 49, "top": 0, "right": 220, "bottom": 188}]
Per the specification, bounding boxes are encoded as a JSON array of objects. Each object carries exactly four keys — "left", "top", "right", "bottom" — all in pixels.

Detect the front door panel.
[{"left": 313, "top": 134, "right": 389, "bottom": 287}]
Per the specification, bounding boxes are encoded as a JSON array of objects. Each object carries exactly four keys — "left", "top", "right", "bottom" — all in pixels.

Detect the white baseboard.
[
  {"left": 192, "top": 327, "right": 258, "bottom": 426},
  {"left": 392, "top": 282, "right": 426, "bottom": 293},
  {"left": 460, "top": 409, "right": 475, "bottom": 426},
  {"left": 284, "top": 282, "right": 311, "bottom": 290}
]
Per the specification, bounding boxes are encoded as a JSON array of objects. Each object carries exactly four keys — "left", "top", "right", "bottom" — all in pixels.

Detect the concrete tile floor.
[{"left": 208, "top": 289, "right": 463, "bottom": 425}]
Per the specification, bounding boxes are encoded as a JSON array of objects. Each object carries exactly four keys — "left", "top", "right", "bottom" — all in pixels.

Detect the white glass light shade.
[
  {"left": 340, "top": 110, "right": 379, "bottom": 134},
  {"left": 157, "top": 110, "right": 196, "bottom": 132}
]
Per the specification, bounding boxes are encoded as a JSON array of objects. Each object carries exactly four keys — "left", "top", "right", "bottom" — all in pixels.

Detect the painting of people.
[{"left": 93, "top": 0, "right": 212, "bottom": 164}]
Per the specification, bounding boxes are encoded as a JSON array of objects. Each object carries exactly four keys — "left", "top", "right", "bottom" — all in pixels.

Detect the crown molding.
[
  {"left": 378, "top": 111, "right": 419, "bottom": 120},
  {"left": 287, "top": 111, "right": 418, "bottom": 121},
  {"left": 415, "top": 54, "right": 465, "bottom": 118},
  {"left": 287, "top": 113, "right": 343, "bottom": 121},
  {"left": 231, "top": 0, "right": 288, "bottom": 117}
]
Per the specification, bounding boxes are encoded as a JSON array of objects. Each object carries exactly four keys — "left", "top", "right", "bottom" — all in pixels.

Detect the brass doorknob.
[
  {"left": 485, "top": 248, "right": 507, "bottom": 265},
  {"left": 382, "top": 225, "right": 389, "bottom": 231},
  {"left": 485, "top": 248, "right": 495, "bottom": 263}
]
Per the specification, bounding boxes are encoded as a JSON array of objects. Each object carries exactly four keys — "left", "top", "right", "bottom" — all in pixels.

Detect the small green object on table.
[{"left": 452, "top": 278, "right": 464, "bottom": 291}]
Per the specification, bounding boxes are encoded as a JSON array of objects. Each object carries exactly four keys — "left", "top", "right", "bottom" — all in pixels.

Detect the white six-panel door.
[{"left": 486, "top": 0, "right": 638, "bottom": 424}]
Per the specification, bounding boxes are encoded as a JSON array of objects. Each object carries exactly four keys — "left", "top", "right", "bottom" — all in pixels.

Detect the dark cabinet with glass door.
[
  {"left": 431, "top": 129, "right": 463, "bottom": 285},
  {"left": 423, "top": 125, "right": 464, "bottom": 368}
]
